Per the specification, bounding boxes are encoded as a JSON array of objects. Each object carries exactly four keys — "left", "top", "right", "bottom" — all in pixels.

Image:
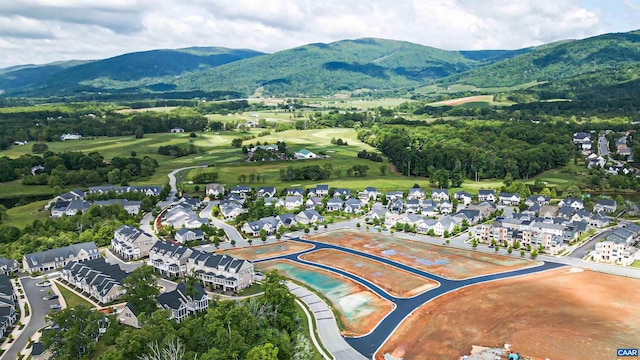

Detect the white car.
[{"left": 36, "top": 281, "right": 51, "bottom": 287}]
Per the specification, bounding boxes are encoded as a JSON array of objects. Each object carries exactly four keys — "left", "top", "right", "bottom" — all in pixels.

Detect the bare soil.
[
  {"left": 216, "top": 241, "right": 313, "bottom": 260},
  {"left": 377, "top": 268, "right": 640, "bottom": 360},
  {"left": 300, "top": 249, "right": 437, "bottom": 297},
  {"left": 308, "top": 230, "right": 534, "bottom": 279}
]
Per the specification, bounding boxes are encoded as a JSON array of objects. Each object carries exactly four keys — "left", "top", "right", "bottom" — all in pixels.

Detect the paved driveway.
[
  {"left": 2, "top": 277, "right": 60, "bottom": 360},
  {"left": 569, "top": 229, "right": 613, "bottom": 259}
]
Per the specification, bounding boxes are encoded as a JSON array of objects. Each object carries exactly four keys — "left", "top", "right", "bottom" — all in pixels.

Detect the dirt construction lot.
[
  {"left": 216, "top": 241, "right": 313, "bottom": 260},
  {"left": 308, "top": 230, "right": 534, "bottom": 279},
  {"left": 258, "top": 260, "right": 394, "bottom": 336},
  {"left": 378, "top": 268, "right": 640, "bottom": 360},
  {"left": 300, "top": 249, "right": 438, "bottom": 297}
]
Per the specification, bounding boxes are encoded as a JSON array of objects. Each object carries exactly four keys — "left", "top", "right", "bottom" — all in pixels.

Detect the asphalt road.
[
  {"left": 255, "top": 237, "right": 565, "bottom": 358},
  {"left": 599, "top": 135, "right": 609, "bottom": 156},
  {"left": 199, "top": 202, "right": 246, "bottom": 243},
  {"left": 3, "top": 277, "right": 60, "bottom": 360},
  {"left": 569, "top": 229, "right": 614, "bottom": 259}
]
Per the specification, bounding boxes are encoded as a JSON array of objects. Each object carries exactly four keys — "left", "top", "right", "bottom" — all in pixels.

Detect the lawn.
[
  {"left": 56, "top": 282, "right": 95, "bottom": 309},
  {"left": 4, "top": 200, "right": 50, "bottom": 228},
  {"left": 632, "top": 260, "right": 640, "bottom": 268}
]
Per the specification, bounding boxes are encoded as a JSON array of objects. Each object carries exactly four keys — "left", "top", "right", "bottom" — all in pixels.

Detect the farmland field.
[
  {"left": 300, "top": 249, "right": 437, "bottom": 297},
  {"left": 258, "top": 260, "right": 394, "bottom": 336},
  {"left": 377, "top": 268, "right": 640, "bottom": 360},
  {"left": 307, "top": 230, "right": 536, "bottom": 279}
]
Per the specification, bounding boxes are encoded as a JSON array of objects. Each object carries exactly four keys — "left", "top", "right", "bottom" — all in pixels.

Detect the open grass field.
[
  {"left": 300, "top": 249, "right": 437, "bottom": 298},
  {"left": 56, "top": 281, "right": 95, "bottom": 309},
  {"left": 4, "top": 199, "right": 50, "bottom": 228},
  {"left": 216, "top": 241, "right": 314, "bottom": 261},
  {"left": 258, "top": 259, "right": 394, "bottom": 336},
  {"left": 428, "top": 95, "right": 515, "bottom": 108},
  {"left": 377, "top": 268, "right": 640, "bottom": 360},
  {"left": 307, "top": 230, "right": 535, "bottom": 279},
  {"left": 115, "top": 106, "right": 178, "bottom": 114}
]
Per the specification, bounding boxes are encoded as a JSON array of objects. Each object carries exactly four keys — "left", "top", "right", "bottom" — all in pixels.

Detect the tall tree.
[
  {"left": 122, "top": 265, "right": 160, "bottom": 316},
  {"left": 41, "top": 306, "right": 109, "bottom": 359}
]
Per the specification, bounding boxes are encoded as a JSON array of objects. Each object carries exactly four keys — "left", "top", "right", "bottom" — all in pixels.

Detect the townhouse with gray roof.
[
  {"left": 187, "top": 252, "right": 254, "bottom": 292},
  {"left": 0, "top": 258, "right": 19, "bottom": 275},
  {"left": 593, "top": 199, "right": 617, "bottom": 213},
  {"left": 0, "top": 274, "right": 17, "bottom": 338},
  {"left": 61, "top": 258, "right": 127, "bottom": 304},
  {"left": 158, "top": 283, "right": 209, "bottom": 323},
  {"left": 87, "top": 185, "right": 162, "bottom": 197},
  {"left": 23, "top": 242, "right": 100, "bottom": 274},
  {"left": 296, "top": 210, "right": 324, "bottom": 224},
  {"left": 112, "top": 225, "right": 156, "bottom": 260}
]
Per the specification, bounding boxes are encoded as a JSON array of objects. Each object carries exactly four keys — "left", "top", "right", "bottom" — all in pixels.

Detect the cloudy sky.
[{"left": 1, "top": 0, "right": 638, "bottom": 68}]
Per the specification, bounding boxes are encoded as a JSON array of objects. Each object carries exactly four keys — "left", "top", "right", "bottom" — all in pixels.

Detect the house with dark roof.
[
  {"left": 219, "top": 201, "right": 246, "bottom": 220},
  {"left": 593, "top": 199, "right": 617, "bottom": 213},
  {"left": 230, "top": 185, "right": 252, "bottom": 198},
  {"left": 499, "top": 192, "right": 521, "bottom": 206},
  {"left": 31, "top": 341, "right": 51, "bottom": 360},
  {"left": 277, "top": 213, "right": 297, "bottom": 228},
  {"left": 326, "top": 198, "right": 344, "bottom": 212},
  {"left": 385, "top": 191, "right": 404, "bottom": 200},
  {"left": 118, "top": 303, "right": 141, "bottom": 328},
  {"left": 242, "top": 220, "right": 270, "bottom": 237},
  {"left": 0, "top": 258, "right": 19, "bottom": 275},
  {"left": 148, "top": 241, "right": 194, "bottom": 278},
  {"left": 0, "top": 274, "right": 17, "bottom": 338},
  {"left": 333, "top": 188, "right": 351, "bottom": 199},
  {"left": 344, "top": 198, "right": 363, "bottom": 214},
  {"left": 158, "top": 283, "right": 209, "bottom": 323},
  {"left": 431, "top": 189, "right": 449, "bottom": 202},
  {"left": 478, "top": 189, "right": 496, "bottom": 202},
  {"left": 175, "top": 228, "right": 205, "bottom": 244},
  {"left": 359, "top": 187, "right": 378, "bottom": 201},
  {"left": 405, "top": 199, "right": 421, "bottom": 214},
  {"left": 23, "top": 242, "right": 100, "bottom": 274},
  {"left": 408, "top": 187, "right": 425, "bottom": 200},
  {"left": 454, "top": 191, "right": 473, "bottom": 206},
  {"left": 525, "top": 195, "right": 550, "bottom": 207},
  {"left": 558, "top": 197, "right": 584, "bottom": 210},
  {"left": 309, "top": 185, "right": 329, "bottom": 197},
  {"left": 61, "top": 258, "right": 127, "bottom": 304},
  {"left": 93, "top": 199, "right": 142, "bottom": 215},
  {"left": 304, "top": 197, "right": 323, "bottom": 210},
  {"left": 284, "top": 196, "right": 303, "bottom": 210},
  {"left": 112, "top": 225, "right": 155, "bottom": 260},
  {"left": 187, "top": 252, "right": 254, "bottom": 292},
  {"left": 286, "top": 188, "right": 305, "bottom": 197},
  {"left": 257, "top": 187, "right": 277, "bottom": 198}
]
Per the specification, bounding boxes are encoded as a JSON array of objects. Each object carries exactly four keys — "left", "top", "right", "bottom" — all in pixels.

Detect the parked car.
[
  {"left": 36, "top": 281, "right": 51, "bottom": 287},
  {"left": 50, "top": 304, "right": 61, "bottom": 310},
  {"left": 43, "top": 295, "right": 59, "bottom": 300}
]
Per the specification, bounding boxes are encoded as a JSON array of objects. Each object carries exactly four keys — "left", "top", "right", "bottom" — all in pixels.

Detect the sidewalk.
[
  {"left": 286, "top": 281, "right": 367, "bottom": 360},
  {"left": 0, "top": 278, "right": 32, "bottom": 357}
]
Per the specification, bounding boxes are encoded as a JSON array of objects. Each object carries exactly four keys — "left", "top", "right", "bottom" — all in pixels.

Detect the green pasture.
[
  {"left": 56, "top": 282, "right": 95, "bottom": 308},
  {"left": 4, "top": 200, "right": 51, "bottom": 228}
]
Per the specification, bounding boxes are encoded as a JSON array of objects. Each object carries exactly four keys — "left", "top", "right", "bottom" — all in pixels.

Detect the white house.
[
  {"left": 294, "top": 149, "right": 318, "bottom": 159},
  {"left": 326, "top": 198, "right": 344, "bottom": 212},
  {"left": 558, "top": 197, "right": 584, "bottom": 210},
  {"left": 478, "top": 190, "right": 496, "bottom": 202},
  {"left": 284, "top": 196, "right": 303, "bottom": 210},
  {"left": 454, "top": 191, "right": 473, "bottom": 206},
  {"left": 60, "top": 133, "right": 83, "bottom": 141},
  {"left": 296, "top": 210, "right": 324, "bottom": 224},
  {"left": 175, "top": 228, "right": 205, "bottom": 244},
  {"left": 431, "top": 189, "right": 449, "bottom": 202},
  {"left": 499, "top": 192, "right": 521, "bottom": 206},
  {"left": 593, "top": 199, "right": 617, "bottom": 213}
]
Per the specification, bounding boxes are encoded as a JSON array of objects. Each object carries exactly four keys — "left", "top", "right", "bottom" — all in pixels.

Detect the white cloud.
[{"left": 0, "top": 0, "right": 629, "bottom": 68}]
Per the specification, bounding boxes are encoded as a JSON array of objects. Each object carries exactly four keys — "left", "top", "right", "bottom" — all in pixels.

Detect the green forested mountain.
[
  {"left": 440, "top": 31, "right": 640, "bottom": 87},
  {"left": 1, "top": 31, "right": 640, "bottom": 98},
  {"left": 0, "top": 47, "right": 263, "bottom": 97},
  {"left": 0, "top": 38, "right": 526, "bottom": 98},
  {"left": 174, "top": 38, "right": 500, "bottom": 96}
]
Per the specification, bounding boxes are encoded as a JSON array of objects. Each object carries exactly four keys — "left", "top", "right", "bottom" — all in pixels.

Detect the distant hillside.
[
  {"left": 175, "top": 38, "right": 519, "bottom": 96},
  {"left": 1, "top": 47, "right": 264, "bottom": 97},
  {"left": 439, "top": 31, "right": 640, "bottom": 87}
]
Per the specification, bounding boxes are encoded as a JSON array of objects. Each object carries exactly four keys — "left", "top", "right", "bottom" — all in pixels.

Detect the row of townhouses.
[
  {"left": 60, "top": 258, "right": 128, "bottom": 304},
  {"left": 22, "top": 242, "right": 101, "bottom": 274},
  {"left": 49, "top": 199, "right": 143, "bottom": 218},
  {"left": 593, "top": 225, "right": 640, "bottom": 266},
  {"left": 147, "top": 241, "right": 254, "bottom": 293},
  {"left": 0, "top": 274, "right": 17, "bottom": 338},
  {"left": 241, "top": 210, "right": 325, "bottom": 237}
]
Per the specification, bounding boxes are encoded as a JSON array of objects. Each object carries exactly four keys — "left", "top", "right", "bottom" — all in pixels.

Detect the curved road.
[{"left": 255, "top": 237, "right": 565, "bottom": 359}]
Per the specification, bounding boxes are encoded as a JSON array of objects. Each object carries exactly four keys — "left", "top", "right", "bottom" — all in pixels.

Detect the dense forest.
[
  {"left": 358, "top": 120, "right": 575, "bottom": 181},
  {"left": 42, "top": 270, "right": 316, "bottom": 360},
  {"left": 0, "top": 150, "right": 159, "bottom": 186}
]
